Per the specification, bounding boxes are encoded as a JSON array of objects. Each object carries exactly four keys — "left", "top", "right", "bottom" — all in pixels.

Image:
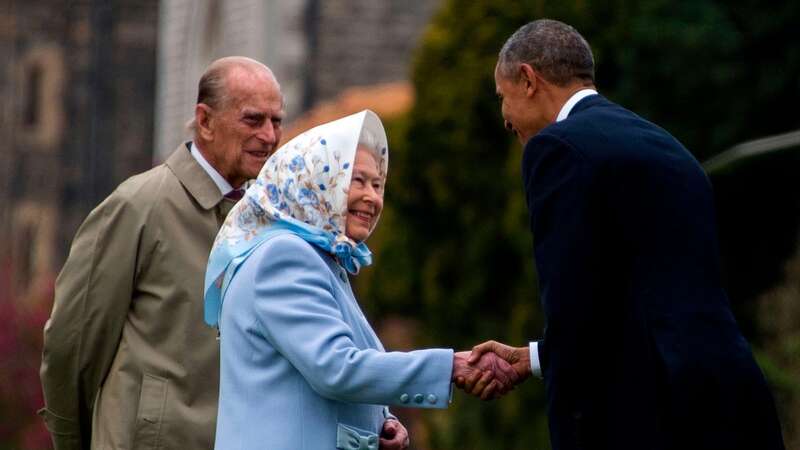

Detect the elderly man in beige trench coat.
[{"left": 39, "top": 57, "right": 285, "bottom": 450}]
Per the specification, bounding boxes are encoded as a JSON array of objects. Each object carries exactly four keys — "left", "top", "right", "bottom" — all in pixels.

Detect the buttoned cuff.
[
  {"left": 529, "top": 341, "right": 542, "bottom": 378},
  {"left": 394, "top": 348, "right": 453, "bottom": 409}
]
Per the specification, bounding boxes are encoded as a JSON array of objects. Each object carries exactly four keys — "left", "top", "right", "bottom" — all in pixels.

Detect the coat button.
[
  {"left": 427, "top": 394, "right": 437, "bottom": 404},
  {"left": 413, "top": 394, "right": 424, "bottom": 404},
  {"left": 400, "top": 393, "right": 409, "bottom": 403}
]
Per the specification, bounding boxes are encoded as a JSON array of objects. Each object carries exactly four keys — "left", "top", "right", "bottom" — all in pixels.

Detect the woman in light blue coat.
[{"left": 204, "top": 111, "right": 509, "bottom": 450}]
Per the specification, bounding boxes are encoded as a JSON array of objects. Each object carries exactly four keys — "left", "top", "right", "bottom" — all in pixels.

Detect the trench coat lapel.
[{"left": 165, "top": 142, "right": 224, "bottom": 210}]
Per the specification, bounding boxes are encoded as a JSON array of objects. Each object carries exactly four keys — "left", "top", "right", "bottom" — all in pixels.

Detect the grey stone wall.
[
  {"left": 0, "top": 0, "right": 158, "bottom": 297},
  {"left": 306, "top": 0, "right": 440, "bottom": 105},
  {"left": 154, "top": 0, "right": 442, "bottom": 158},
  {"left": 155, "top": 0, "right": 308, "bottom": 160}
]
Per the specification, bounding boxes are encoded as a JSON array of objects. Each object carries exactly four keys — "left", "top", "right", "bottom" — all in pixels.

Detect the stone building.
[
  {"left": 155, "top": 0, "right": 441, "bottom": 158},
  {"left": 155, "top": 0, "right": 308, "bottom": 159},
  {"left": 1, "top": 0, "right": 442, "bottom": 301},
  {"left": 0, "top": 2, "right": 158, "bottom": 446},
  {"left": 0, "top": 0, "right": 159, "bottom": 304}
]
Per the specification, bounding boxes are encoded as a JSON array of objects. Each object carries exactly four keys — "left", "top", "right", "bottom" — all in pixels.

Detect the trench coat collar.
[{"left": 165, "top": 142, "right": 224, "bottom": 210}]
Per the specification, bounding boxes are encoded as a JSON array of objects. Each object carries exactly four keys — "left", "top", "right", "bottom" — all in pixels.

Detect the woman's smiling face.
[{"left": 345, "top": 146, "right": 384, "bottom": 242}]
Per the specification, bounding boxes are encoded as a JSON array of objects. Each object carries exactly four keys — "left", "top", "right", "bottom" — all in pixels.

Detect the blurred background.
[{"left": 1, "top": 0, "right": 798, "bottom": 449}]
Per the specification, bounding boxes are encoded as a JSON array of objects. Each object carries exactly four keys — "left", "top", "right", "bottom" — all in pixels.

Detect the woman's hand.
[
  {"left": 453, "top": 350, "right": 520, "bottom": 400},
  {"left": 379, "top": 418, "right": 410, "bottom": 449}
]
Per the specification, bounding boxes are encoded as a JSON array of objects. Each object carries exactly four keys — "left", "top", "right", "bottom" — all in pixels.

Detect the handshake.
[{"left": 451, "top": 341, "right": 532, "bottom": 400}]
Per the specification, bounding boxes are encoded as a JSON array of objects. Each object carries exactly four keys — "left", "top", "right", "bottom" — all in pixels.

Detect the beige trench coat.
[{"left": 40, "top": 144, "right": 236, "bottom": 450}]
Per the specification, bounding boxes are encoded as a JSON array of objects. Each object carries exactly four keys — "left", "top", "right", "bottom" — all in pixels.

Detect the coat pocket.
[
  {"left": 134, "top": 373, "right": 168, "bottom": 449},
  {"left": 38, "top": 407, "right": 77, "bottom": 435},
  {"left": 336, "top": 423, "right": 379, "bottom": 450}
]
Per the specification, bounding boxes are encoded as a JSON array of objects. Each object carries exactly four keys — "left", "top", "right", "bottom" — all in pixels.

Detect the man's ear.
[
  {"left": 195, "top": 104, "right": 214, "bottom": 141},
  {"left": 519, "top": 63, "right": 538, "bottom": 97}
]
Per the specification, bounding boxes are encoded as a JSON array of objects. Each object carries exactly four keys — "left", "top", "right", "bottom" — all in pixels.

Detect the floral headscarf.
[{"left": 204, "top": 110, "right": 388, "bottom": 327}]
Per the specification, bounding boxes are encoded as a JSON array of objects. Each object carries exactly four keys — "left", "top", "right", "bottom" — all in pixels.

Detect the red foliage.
[{"left": 0, "top": 258, "right": 54, "bottom": 449}]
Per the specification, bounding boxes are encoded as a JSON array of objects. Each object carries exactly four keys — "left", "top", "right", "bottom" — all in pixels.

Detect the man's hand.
[
  {"left": 468, "top": 340, "right": 532, "bottom": 384},
  {"left": 380, "top": 418, "right": 409, "bottom": 450},
  {"left": 452, "top": 351, "right": 520, "bottom": 400}
]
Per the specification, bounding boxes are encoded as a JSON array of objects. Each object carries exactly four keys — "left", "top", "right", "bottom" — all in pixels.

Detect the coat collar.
[{"left": 165, "top": 142, "right": 224, "bottom": 210}]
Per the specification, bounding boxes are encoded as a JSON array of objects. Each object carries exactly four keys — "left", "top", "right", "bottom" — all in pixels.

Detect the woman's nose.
[{"left": 363, "top": 186, "right": 381, "bottom": 204}]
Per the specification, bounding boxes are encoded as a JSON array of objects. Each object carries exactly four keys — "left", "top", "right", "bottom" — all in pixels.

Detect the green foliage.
[
  {"left": 359, "top": 2, "right": 551, "bottom": 448},
  {"left": 356, "top": 0, "right": 800, "bottom": 448},
  {"left": 586, "top": 0, "right": 800, "bottom": 160}
]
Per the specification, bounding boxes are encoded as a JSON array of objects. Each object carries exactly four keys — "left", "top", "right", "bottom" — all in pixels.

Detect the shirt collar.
[
  {"left": 190, "top": 142, "right": 234, "bottom": 195},
  {"left": 556, "top": 88, "right": 598, "bottom": 122}
]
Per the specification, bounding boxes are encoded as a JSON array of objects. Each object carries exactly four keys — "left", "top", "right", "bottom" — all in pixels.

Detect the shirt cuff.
[
  {"left": 448, "top": 382, "right": 454, "bottom": 404},
  {"left": 383, "top": 407, "right": 397, "bottom": 421},
  {"left": 529, "top": 341, "right": 542, "bottom": 378}
]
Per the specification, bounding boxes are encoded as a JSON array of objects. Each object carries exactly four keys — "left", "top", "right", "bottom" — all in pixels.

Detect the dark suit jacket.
[{"left": 522, "top": 95, "right": 784, "bottom": 450}]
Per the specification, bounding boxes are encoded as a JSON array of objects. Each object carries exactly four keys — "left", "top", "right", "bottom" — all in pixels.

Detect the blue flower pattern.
[
  {"left": 266, "top": 183, "right": 280, "bottom": 206},
  {"left": 298, "top": 188, "right": 320, "bottom": 207},
  {"left": 289, "top": 155, "right": 306, "bottom": 173}
]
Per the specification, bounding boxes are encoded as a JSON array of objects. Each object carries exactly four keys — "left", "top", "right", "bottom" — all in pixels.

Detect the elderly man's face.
[
  {"left": 205, "top": 70, "right": 284, "bottom": 188},
  {"left": 495, "top": 63, "right": 539, "bottom": 145}
]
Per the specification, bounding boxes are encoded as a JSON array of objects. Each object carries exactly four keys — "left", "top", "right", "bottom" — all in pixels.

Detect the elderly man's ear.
[{"left": 195, "top": 104, "right": 215, "bottom": 141}]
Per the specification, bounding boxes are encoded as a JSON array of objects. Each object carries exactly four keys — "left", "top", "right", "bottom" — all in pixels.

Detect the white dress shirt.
[
  {"left": 555, "top": 88, "right": 598, "bottom": 122},
  {"left": 528, "top": 88, "right": 598, "bottom": 378},
  {"left": 190, "top": 142, "right": 235, "bottom": 196}
]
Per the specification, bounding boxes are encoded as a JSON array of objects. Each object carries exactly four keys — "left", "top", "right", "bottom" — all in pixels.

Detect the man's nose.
[
  {"left": 504, "top": 120, "right": 513, "bottom": 132},
  {"left": 255, "top": 121, "right": 278, "bottom": 145}
]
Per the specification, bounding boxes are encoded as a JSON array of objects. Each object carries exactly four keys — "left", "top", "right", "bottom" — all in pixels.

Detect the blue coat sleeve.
[{"left": 249, "top": 234, "right": 454, "bottom": 408}]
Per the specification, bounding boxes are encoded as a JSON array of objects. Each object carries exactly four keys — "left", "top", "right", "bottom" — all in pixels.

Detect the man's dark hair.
[{"left": 498, "top": 19, "right": 595, "bottom": 86}]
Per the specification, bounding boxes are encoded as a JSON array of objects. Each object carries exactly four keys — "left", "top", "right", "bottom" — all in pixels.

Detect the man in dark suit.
[{"left": 466, "top": 19, "right": 785, "bottom": 450}]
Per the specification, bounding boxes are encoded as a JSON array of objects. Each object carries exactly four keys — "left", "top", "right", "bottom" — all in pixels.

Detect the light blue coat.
[{"left": 215, "top": 233, "right": 454, "bottom": 450}]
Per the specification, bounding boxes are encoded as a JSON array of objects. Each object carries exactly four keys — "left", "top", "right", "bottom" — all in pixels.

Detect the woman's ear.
[{"left": 195, "top": 104, "right": 215, "bottom": 141}]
